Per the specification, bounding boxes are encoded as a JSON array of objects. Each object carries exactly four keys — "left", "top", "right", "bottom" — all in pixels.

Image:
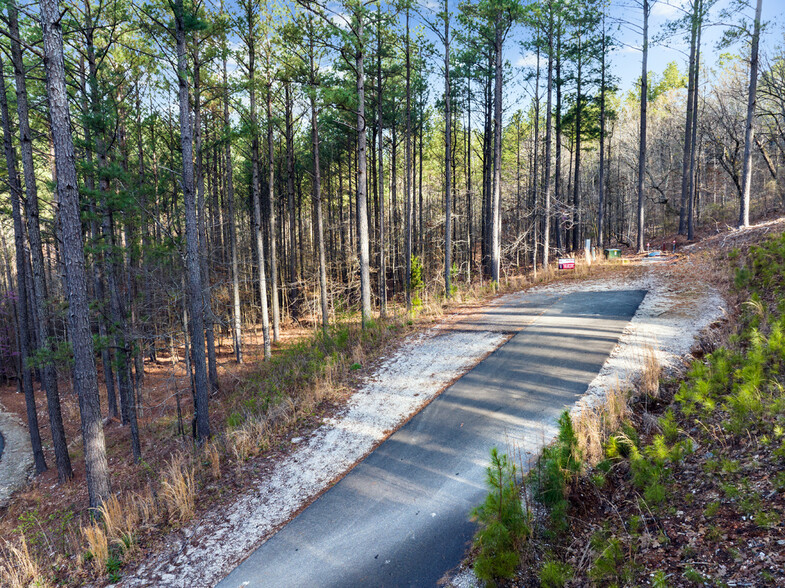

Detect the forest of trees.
[{"left": 0, "top": 0, "right": 779, "bottom": 509}]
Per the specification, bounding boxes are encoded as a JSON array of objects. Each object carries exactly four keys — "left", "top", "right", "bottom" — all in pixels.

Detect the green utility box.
[{"left": 604, "top": 248, "right": 621, "bottom": 260}]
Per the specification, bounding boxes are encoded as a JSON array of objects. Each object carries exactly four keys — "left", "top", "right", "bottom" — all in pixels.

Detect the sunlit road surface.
[{"left": 218, "top": 290, "right": 646, "bottom": 588}]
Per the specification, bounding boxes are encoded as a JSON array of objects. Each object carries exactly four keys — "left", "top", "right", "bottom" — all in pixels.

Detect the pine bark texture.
[{"left": 41, "top": 0, "right": 110, "bottom": 507}]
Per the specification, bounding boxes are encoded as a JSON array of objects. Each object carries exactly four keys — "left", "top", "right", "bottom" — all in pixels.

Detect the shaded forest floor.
[{"left": 451, "top": 217, "right": 785, "bottom": 587}]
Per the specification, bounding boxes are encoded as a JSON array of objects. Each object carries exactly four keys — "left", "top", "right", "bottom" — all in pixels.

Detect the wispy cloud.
[
  {"left": 652, "top": 2, "right": 680, "bottom": 18},
  {"left": 515, "top": 53, "right": 539, "bottom": 68}
]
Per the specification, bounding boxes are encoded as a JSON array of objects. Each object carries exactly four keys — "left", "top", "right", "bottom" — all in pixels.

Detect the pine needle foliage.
[{"left": 471, "top": 447, "right": 530, "bottom": 584}]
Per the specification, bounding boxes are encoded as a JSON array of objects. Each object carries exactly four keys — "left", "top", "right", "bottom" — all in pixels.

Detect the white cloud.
[
  {"left": 515, "top": 53, "right": 539, "bottom": 68},
  {"left": 652, "top": 1, "right": 680, "bottom": 18}
]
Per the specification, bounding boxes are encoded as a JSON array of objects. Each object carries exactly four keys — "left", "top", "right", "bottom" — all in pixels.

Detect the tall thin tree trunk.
[
  {"left": 687, "top": 21, "right": 702, "bottom": 241},
  {"left": 267, "top": 85, "right": 280, "bottom": 342},
  {"left": 174, "top": 0, "right": 210, "bottom": 441},
  {"left": 679, "top": 0, "right": 699, "bottom": 235},
  {"left": 555, "top": 24, "right": 563, "bottom": 253},
  {"left": 247, "top": 10, "right": 271, "bottom": 359},
  {"left": 285, "top": 83, "right": 299, "bottom": 314},
  {"left": 739, "top": 0, "right": 763, "bottom": 227},
  {"left": 598, "top": 10, "right": 607, "bottom": 250},
  {"left": 41, "top": 0, "right": 110, "bottom": 505},
  {"left": 443, "top": 3, "right": 452, "bottom": 298},
  {"left": 193, "top": 47, "right": 219, "bottom": 393},
  {"left": 308, "top": 17, "right": 329, "bottom": 331},
  {"left": 636, "top": 0, "right": 649, "bottom": 252},
  {"left": 223, "top": 26, "right": 242, "bottom": 363},
  {"left": 0, "top": 58, "right": 47, "bottom": 474},
  {"left": 542, "top": 1, "right": 554, "bottom": 271},
  {"left": 491, "top": 19, "right": 503, "bottom": 285},
  {"left": 377, "top": 5, "right": 386, "bottom": 317},
  {"left": 572, "top": 29, "right": 582, "bottom": 253},
  {"left": 10, "top": 0, "right": 72, "bottom": 482},
  {"left": 356, "top": 11, "right": 373, "bottom": 326}
]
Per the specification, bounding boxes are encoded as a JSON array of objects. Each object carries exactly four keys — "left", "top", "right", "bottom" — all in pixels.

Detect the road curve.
[{"left": 218, "top": 290, "right": 646, "bottom": 588}]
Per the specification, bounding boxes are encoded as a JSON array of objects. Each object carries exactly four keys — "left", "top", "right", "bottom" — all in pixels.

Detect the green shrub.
[
  {"left": 534, "top": 412, "right": 582, "bottom": 533},
  {"left": 539, "top": 557, "right": 573, "bottom": 588},
  {"left": 472, "top": 448, "right": 529, "bottom": 584}
]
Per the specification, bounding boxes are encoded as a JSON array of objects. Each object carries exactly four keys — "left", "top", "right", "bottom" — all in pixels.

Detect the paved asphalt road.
[{"left": 218, "top": 290, "right": 646, "bottom": 588}]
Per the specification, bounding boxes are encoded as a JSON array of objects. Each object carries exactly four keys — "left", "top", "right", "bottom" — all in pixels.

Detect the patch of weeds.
[
  {"left": 589, "top": 536, "right": 631, "bottom": 584},
  {"left": 106, "top": 553, "right": 122, "bottom": 575},
  {"left": 628, "top": 514, "right": 643, "bottom": 536},
  {"left": 590, "top": 472, "right": 606, "bottom": 488},
  {"left": 651, "top": 570, "right": 670, "bottom": 588},
  {"left": 703, "top": 458, "right": 720, "bottom": 474},
  {"left": 754, "top": 510, "right": 780, "bottom": 529},
  {"left": 703, "top": 500, "right": 720, "bottom": 518},
  {"left": 539, "top": 557, "right": 573, "bottom": 588},
  {"left": 706, "top": 525, "right": 722, "bottom": 542},
  {"left": 683, "top": 565, "right": 708, "bottom": 584},
  {"left": 660, "top": 409, "right": 680, "bottom": 444},
  {"left": 721, "top": 481, "right": 740, "bottom": 499}
]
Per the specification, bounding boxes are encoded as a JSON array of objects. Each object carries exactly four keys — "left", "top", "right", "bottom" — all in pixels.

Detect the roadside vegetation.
[{"left": 469, "top": 232, "right": 785, "bottom": 586}]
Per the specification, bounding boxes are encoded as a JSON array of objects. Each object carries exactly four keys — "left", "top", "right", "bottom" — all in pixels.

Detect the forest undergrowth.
[
  {"left": 468, "top": 229, "right": 785, "bottom": 586},
  {"left": 0, "top": 258, "right": 630, "bottom": 587}
]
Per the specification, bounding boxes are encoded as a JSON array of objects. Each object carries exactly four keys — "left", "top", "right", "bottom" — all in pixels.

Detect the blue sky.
[{"left": 509, "top": 0, "right": 783, "bottom": 94}]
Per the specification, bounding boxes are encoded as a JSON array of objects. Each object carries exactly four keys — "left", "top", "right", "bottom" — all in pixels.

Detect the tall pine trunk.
[
  {"left": 542, "top": 1, "right": 554, "bottom": 271},
  {"left": 174, "top": 0, "right": 210, "bottom": 441},
  {"left": 308, "top": 17, "right": 329, "bottom": 331},
  {"left": 223, "top": 33, "right": 242, "bottom": 363},
  {"left": 356, "top": 11, "right": 372, "bottom": 326},
  {"left": 491, "top": 19, "right": 503, "bottom": 284},
  {"left": 443, "top": 3, "right": 452, "bottom": 299},
  {"left": 13, "top": 0, "right": 72, "bottom": 482},
  {"left": 193, "top": 47, "right": 219, "bottom": 392},
  {"left": 0, "top": 58, "right": 47, "bottom": 474},
  {"left": 267, "top": 85, "right": 281, "bottom": 342},
  {"left": 739, "top": 0, "right": 763, "bottom": 227},
  {"left": 41, "top": 0, "right": 110, "bottom": 506},
  {"left": 636, "top": 0, "right": 649, "bottom": 252},
  {"left": 679, "top": 0, "right": 700, "bottom": 235}
]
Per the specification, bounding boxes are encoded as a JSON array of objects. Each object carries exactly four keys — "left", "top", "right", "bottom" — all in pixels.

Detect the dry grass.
[
  {"left": 574, "top": 345, "right": 663, "bottom": 464},
  {"left": 81, "top": 522, "right": 108, "bottom": 574},
  {"left": 159, "top": 453, "right": 196, "bottom": 523},
  {"left": 132, "top": 486, "right": 159, "bottom": 529},
  {"left": 574, "top": 382, "right": 632, "bottom": 466},
  {"left": 204, "top": 441, "right": 222, "bottom": 480},
  {"left": 97, "top": 493, "right": 140, "bottom": 550},
  {"left": 640, "top": 345, "right": 662, "bottom": 398},
  {"left": 229, "top": 417, "right": 270, "bottom": 463},
  {"left": 0, "top": 536, "right": 48, "bottom": 588}
]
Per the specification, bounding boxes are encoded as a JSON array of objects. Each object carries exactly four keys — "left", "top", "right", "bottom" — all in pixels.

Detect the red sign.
[{"left": 558, "top": 258, "right": 575, "bottom": 270}]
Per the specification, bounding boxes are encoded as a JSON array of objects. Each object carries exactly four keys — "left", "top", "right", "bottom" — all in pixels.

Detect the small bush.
[
  {"left": 534, "top": 412, "right": 582, "bottom": 533},
  {"left": 472, "top": 448, "right": 529, "bottom": 584},
  {"left": 539, "top": 557, "right": 573, "bottom": 587}
]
